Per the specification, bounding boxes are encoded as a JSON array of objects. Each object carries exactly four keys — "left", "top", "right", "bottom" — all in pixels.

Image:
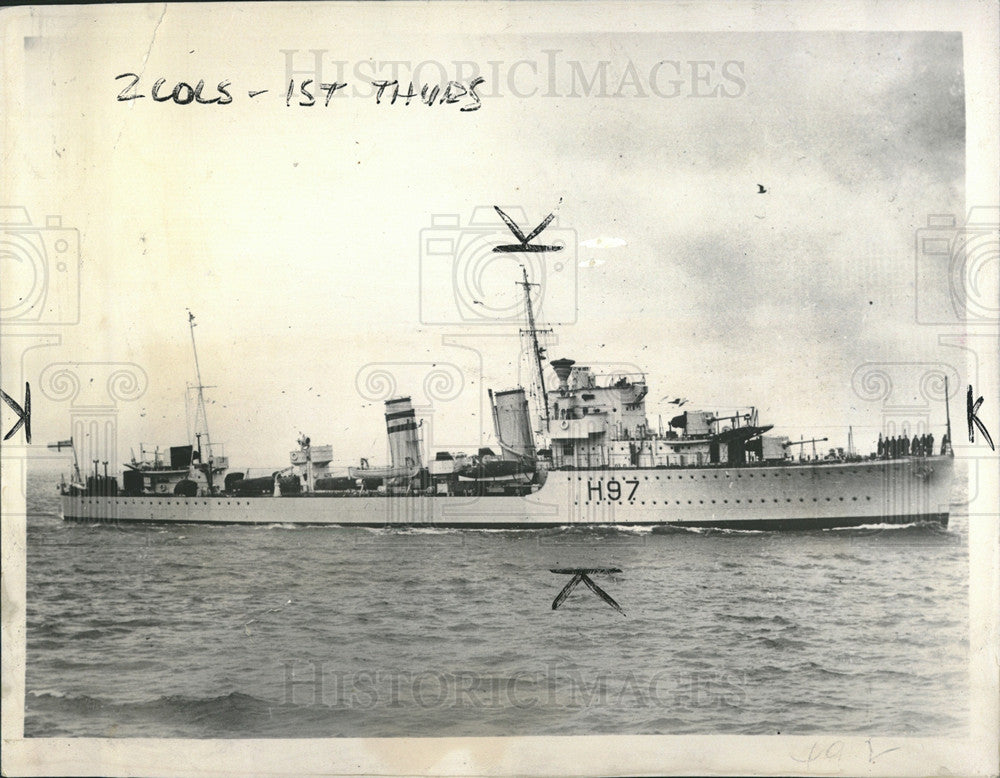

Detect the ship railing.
[{"left": 581, "top": 372, "right": 647, "bottom": 388}]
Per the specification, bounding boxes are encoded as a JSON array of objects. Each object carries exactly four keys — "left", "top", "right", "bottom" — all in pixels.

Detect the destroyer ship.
[{"left": 59, "top": 269, "right": 954, "bottom": 530}]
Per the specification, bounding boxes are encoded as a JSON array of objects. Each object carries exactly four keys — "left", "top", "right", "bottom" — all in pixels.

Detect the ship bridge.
[{"left": 545, "top": 358, "right": 780, "bottom": 469}]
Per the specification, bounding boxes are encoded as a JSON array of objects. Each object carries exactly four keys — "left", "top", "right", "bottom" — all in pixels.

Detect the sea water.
[{"left": 22, "top": 469, "right": 968, "bottom": 738}]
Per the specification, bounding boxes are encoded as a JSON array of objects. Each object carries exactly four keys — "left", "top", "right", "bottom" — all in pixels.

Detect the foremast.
[
  {"left": 187, "top": 310, "right": 221, "bottom": 493},
  {"left": 517, "top": 265, "right": 552, "bottom": 437}
]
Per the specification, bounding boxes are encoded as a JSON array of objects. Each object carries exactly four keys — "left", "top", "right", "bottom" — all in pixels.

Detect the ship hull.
[{"left": 60, "top": 457, "right": 953, "bottom": 530}]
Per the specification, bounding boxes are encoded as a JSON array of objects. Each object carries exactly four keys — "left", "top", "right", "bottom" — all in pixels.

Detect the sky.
[{"left": 1, "top": 5, "right": 977, "bottom": 473}]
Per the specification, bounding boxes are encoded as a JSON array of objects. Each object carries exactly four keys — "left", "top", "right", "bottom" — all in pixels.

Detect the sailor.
[
  {"left": 927, "top": 432, "right": 934, "bottom": 456},
  {"left": 887, "top": 435, "right": 896, "bottom": 459},
  {"left": 940, "top": 433, "right": 948, "bottom": 455},
  {"left": 901, "top": 434, "right": 910, "bottom": 456},
  {"left": 877, "top": 433, "right": 884, "bottom": 458},
  {"left": 912, "top": 434, "right": 921, "bottom": 457}
]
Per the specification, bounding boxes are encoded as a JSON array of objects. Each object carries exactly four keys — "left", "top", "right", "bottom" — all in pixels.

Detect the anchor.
[{"left": 550, "top": 568, "right": 625, "bottom": 616}]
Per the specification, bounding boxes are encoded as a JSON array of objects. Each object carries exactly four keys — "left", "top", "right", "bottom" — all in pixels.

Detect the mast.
[
  {"left": 944, "top": 374, "right": 952, "bottom": 455},
  {"left": 72, "top": 440, "right": 82, "bottom": 483},
  {"left": 187, "top": 310, "right": 215, "bottom": 489},
  {"left": 517, "top": 265, "right": 551, "bottom": 428}
]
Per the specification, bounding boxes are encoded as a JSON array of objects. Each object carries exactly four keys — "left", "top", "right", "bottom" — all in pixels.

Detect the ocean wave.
[
  {"left": 828, "top": 521, "right": 951, "bottom": 533},
  {"left": 797, "top": 661, "right": 858, "bottom": 678},
  {"left": 653, "top": 526, "right": 766, "bottom": 536},
  {"left": 26, "top": 689, "right": 274, "bottom": 718},
  {"left": 729, "top": 614, "right": 793, "bottom": 626},
  {"left": 829, "top": 522, "right": 919, "bottom": 531},
  {"left": 755, "top": 635, "right": 808, "bottom": 650},
  {"left": 27, "top": 688, "right": 69, "bottom": 699}
]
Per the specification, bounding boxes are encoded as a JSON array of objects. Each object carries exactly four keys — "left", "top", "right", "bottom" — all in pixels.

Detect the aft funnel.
[{"left": 384, "top": 397, "right": 422, "bottom": 469}]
